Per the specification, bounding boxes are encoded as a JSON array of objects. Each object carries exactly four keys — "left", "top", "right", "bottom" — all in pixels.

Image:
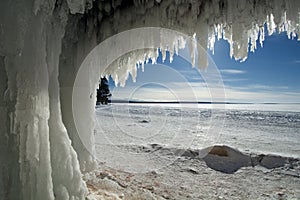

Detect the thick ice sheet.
[{"left": 95, "top": 103, "right": 300, "bottom": 171}]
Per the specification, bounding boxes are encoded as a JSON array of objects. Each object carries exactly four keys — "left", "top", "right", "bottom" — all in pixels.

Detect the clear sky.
[{"left": 109, "top": 31, "right": 300, "bottom": 103}]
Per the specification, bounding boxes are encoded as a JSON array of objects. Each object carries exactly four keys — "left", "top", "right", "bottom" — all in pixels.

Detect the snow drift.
[{"left": 0, "top": 0, "right": 299, "bottom": 199}]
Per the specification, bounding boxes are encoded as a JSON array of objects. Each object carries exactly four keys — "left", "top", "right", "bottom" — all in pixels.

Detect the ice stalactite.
[
  {"left": 5, "top": 13, "right": 54, "bottom": 200},
  {"left": 206, "top": 0, "right": 300, "bottom": 61},
  {"left": 103, "top": 32, "right": 187, "bottom": 87},
  {"left": 98, "top": 0, "right": 300, "bottom": 85},
  {"left": 92, "top": 0, "right": 300, "bottom": 85},
  {"left": 0, "top": 1, "right": 54, "bottom": 198},
  {"left": 47, "top": 2, "right": 88, "bottom": 199},
  {"left": 59, "top": 14, "right": 98, "bottom": 174},
  {"left": 0, "top": 0, "right": 87, "bottom": 199}
]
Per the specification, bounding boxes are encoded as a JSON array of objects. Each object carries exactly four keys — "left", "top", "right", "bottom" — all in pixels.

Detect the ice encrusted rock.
[
  {"left": 0, "top": 0, "right": 299, "bottom": 199},
  {"left": 0, "top": 0, "right": 87, "bottom": 199}
]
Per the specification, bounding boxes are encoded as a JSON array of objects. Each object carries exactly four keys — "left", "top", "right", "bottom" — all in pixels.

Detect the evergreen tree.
[{"left": 97, "top": 77, "right": 111, "bottom": 104}]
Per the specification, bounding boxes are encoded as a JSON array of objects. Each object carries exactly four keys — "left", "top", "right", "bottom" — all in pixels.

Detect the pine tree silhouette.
[{"left": 97, "top": 77, "right": 111, "bottom": 105}]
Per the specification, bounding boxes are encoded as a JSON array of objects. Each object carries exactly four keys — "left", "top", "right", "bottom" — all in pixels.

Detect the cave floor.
[{"left": 85, "top": 153, "right": 300, "bottom": 200}]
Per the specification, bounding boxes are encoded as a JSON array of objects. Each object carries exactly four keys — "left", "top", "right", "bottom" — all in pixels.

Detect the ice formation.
[{"left": 0, "top": 0, "right": 299, "bottom": 199}]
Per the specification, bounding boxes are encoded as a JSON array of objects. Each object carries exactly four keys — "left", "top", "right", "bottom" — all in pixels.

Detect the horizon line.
[{"left": 108, "top": 100, "right": 300, "bottom": 105}]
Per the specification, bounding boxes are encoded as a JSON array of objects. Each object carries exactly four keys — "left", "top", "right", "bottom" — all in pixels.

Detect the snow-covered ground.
[
  {"left": 86, "top": 103, "right": 300, "bottom": 199},
  {"left": 95, "top": 103, "right": 300, "bottom": 163},
  {"left": 86, "top": 156, "right": 300, "bottom": 200}
]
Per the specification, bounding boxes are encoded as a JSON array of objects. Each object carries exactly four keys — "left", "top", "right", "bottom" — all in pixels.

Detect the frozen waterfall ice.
[{"left": 0, "top": 0, "right": 299, "bottom": 199}]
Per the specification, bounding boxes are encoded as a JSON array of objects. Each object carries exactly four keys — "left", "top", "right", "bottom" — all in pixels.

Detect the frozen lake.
[{"left": 94, "top": 103, "right": 300, "bottom": 173}]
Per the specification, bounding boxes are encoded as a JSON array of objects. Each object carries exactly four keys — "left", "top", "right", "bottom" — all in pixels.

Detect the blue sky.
[{"left": 109, "top": 31, "right": 300, "bottom": 103}]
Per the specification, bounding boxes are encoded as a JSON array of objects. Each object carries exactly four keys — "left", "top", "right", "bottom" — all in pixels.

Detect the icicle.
[
  {"left": 259, "top": 26, "right": 265, "bottom": 48},
  {"left": 208, "top": 30, "right": 216, "bottom": 55},
  {"left": 161, "top": 49, "right": 167, "bottom": 62},
  {"left": 267, "top": 14, "right": 277, "bottom": 36}
]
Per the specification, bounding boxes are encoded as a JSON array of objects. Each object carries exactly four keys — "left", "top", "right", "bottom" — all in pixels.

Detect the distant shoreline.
[{"left": 108, "top": 100, "right": 300, "bottom": 105}]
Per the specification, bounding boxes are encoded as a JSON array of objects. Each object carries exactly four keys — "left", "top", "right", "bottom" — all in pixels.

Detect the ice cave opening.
[
  {"left": 71, "top": 27, "right": 226, "bottom": 161},
  {"left": 0, "top": 0, "right": 299, "bottom": 199}
]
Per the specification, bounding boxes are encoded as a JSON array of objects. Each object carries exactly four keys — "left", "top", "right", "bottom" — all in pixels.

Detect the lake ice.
[{"left": 94, "top": 103, "right": 300, "bottom": 172}]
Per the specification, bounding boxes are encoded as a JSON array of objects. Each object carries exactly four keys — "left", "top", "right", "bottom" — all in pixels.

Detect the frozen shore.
[
  {"left": 87, "top": 104, "right": 300, "bottom": 199},
  {"left": 85, "top": 144, "right": 300, "bottom": 200}
]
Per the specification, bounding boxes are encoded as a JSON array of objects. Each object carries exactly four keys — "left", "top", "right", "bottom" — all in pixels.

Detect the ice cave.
[{"left": 0, "top": 0, "right": 299, "bottom": 199}]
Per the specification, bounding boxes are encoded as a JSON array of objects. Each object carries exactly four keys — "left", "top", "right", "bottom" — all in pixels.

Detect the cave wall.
[{"left": 0, "top": 0, "right": 87, "bottom": 199}]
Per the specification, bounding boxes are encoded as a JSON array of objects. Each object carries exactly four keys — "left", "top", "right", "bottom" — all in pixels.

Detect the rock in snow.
[{"left": 0, "top": 0, "right": 299, "bottom": 199}]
